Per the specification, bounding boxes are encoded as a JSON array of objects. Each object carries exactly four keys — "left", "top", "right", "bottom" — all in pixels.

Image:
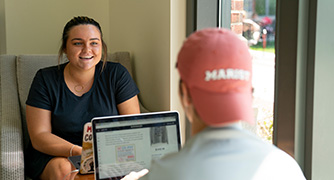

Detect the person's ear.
[{"left": 179, "top": 81, "right": 192, "bottom": 108}]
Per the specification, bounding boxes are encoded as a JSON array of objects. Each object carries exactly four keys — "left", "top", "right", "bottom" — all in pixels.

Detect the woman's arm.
[
  {"left": 26, "top": 105, "right": 82, "bottom": 157},
  {"left": 117, "top": 95, "right": 140, "bottom": 115}
]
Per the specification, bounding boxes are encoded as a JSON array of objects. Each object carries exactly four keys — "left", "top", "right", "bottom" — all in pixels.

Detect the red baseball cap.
[{"left": 177, "top": 28, "right": 253, "bottom": 126}]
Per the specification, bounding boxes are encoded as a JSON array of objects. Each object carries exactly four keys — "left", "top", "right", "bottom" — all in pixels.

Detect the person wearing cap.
[{"left": 122, "top": 28, "right": 306, "bottom": 180}]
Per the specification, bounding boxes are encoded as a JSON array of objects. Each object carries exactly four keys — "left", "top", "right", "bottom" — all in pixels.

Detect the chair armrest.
[
  {"left": 0, "top": 121, "right": 25, "bottom": 180},
  {"left": 0, "top": 55, "right": 25, "bottom": 179}
]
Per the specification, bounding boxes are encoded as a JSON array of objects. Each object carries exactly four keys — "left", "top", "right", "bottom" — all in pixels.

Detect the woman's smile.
[{"left": 64, "top": 24, "right": 102, "bottom": 71}]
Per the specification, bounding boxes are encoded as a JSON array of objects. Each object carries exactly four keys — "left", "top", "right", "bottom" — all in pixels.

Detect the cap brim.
[{"left": 189, "top": 88, "right": 254, "bottom": 126}]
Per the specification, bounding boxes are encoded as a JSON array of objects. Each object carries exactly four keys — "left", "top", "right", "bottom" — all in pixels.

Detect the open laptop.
[{"left": 91, "top": 111, "right": 181, "bottom": 180}]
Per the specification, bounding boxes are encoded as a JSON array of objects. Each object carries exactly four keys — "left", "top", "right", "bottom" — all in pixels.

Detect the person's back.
[
  {"left": 121, "top": 28, "right": 306, "bottom": 180},
  {"left": 145, "top": 125, "right": 304, "bottom": 180}
]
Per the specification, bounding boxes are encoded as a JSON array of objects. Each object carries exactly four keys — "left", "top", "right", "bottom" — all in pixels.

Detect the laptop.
[{"left": 91, "top": 111, "right": 181, "bottom": 180}]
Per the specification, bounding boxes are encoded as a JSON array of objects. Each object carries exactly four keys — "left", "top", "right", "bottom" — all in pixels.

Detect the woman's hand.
[{"left": 121, "top": 169, "right": 149, "bottom": 180}]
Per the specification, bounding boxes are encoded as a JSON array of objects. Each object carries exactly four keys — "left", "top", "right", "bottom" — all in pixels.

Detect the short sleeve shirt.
[
  {"left": 143, "top": 126, "right": 306, "bottom": 180},
  {"left": 26, "top": 61, "right": 139, "bottom": 145}
]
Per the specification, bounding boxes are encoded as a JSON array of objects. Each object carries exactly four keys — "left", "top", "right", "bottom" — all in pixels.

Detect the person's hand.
[{"left": 121, "top": 169, "right": 149, "bottom": 180}]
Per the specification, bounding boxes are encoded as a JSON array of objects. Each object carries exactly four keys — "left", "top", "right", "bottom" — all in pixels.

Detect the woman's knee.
[{"left": 40, "top": 157, "right": 74, "bottom": 180}]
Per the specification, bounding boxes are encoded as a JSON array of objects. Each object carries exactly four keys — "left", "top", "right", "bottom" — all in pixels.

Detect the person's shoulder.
[
  {"left": 146, "top": 151, "right": 188, "bottom": 180},
  {"left": 39, "top": 64, "right": 65, "bottom": 74},
  {"left": 36, "top": 63, "right": 64, "bottom": 77},
  {"left": 104, "top": 61, "right": 126, "bottom": 69},
  {"left": 269, "top": 146, "right": 302, "bottom": 165},
  {"left": 102, "top": 61, "right": 129, "bottom": 76},
  {"left": 252, "top": 146, "right": 306, "bottom": 179}
]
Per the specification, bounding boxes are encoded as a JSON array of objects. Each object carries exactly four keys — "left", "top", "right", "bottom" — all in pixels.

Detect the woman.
[{"left": 25, "top": 16, "right": 140, "bottom": 180}]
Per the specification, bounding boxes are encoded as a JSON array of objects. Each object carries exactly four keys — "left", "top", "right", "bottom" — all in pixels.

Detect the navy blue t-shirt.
[{"left": 26, "top": 61, "right": 139, "bottom": 145}]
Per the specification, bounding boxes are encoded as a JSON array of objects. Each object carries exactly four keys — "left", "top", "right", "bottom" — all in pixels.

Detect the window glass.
[{"left": 229, "top": 0, "right": 276, "bottom": 143}]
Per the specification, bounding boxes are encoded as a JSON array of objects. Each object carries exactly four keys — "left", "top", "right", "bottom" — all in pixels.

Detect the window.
[
  {"left": 187, "top": 0, "right": 276, "bottom": 143},
  {"left": 229, "top": 0, "right": 276, "bottom": 143}
]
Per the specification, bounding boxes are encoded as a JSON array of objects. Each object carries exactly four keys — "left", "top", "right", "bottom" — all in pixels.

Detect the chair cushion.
[{"left": 16, "top": 54, "right": 59, "bottom": 148}]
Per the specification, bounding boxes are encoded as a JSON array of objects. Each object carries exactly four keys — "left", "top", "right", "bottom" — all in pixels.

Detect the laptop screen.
[{"left": 91, "top": 111, "right": 181, "bottom": 180}]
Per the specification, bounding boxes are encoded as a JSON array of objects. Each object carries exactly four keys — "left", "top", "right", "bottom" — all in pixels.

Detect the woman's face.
[{"left": 64, "top": 24, "right": 102, "bottom": 71}]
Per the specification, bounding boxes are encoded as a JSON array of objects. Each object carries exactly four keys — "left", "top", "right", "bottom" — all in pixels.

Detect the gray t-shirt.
[{"left": 143, "top": 124, "right": 306, "bottom": 180}]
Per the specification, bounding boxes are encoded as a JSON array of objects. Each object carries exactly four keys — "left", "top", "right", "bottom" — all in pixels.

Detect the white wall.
[
  {"left": 312, "top": 0, "right": 334, "bottom": 178},
  {"left": 1, "top": 0, "right": 110, "bottom": 54},
  {"left": 170, "top": 0, "right": 186, "bottom": 127},
  {"left": 109, "top": 0, "right": 171, "bottom": 112},
  {"left": 109, "top": 0, "right": 186, "bottom": 142},
  {"left": 170, "top": 0, "right": 186, "bottom": 143}
]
